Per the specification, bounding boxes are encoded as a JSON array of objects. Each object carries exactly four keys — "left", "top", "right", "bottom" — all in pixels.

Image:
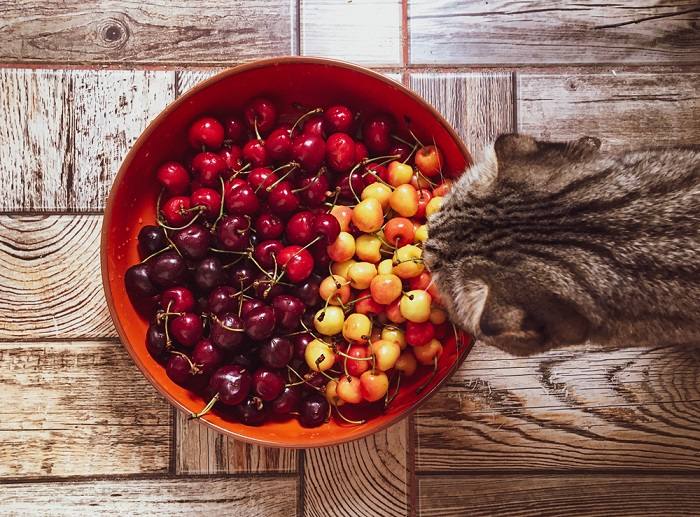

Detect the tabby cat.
[{"left": 424, "top": 134, "right": 699, "bottom": 356}]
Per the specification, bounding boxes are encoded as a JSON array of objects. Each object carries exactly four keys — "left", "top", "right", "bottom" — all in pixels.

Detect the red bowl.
[{"left": 102, "top": 57, "right": 474, "bottom": 448}]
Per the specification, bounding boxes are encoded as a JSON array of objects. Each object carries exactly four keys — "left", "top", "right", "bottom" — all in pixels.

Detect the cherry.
[
  {"left": 259, "top": 336, "right": 294, "bottom": 368},
  {"left": 355, "top": 142, "right": 368, "bottom": 162},
  {"left": 363, "top": 163, "right": 386, "bottom": 185},
  {"left": 209, "top": 364, "right": 252, "bottom": 406},
  {"left": 253, "top": 239, "right": 283, "bottom": 269},
  {"left": 312, "top": 213, "right": 341, "bottom": 244},
  {"left": 337, "top": 170, "right": 366, "bottom": 201},
  {"left": 191, "top": 152, "right": 227, "bottom": 187},
  {"left": 302, "top": 114, "right": 325, "bottom": 138},
  {"left": 138, "top": 225, "right": 168, "bottom": 258},
  {"left": 150, "top": 251, "right": 186, "bottom": 288},
  {"left": 271, "top": 385, "right": 302, "bottom": 415},
  {"left": 362, "top": 113, "right": 394, "bottom": 154},
  {"left": 248, "top": 167, "right": 278, "bottom": 196},
  {"left": 192, "top": 338, "right": 224, "bottom": 376},
  {"left": 253, "top": 367, "right": 285, "bottom": 401},
  {"left": 265, "top": 127, "right": 293, "bottom": 162},
  {"left": 169, "top": 313, "right": 203, "bottom": 348},
  {"left": 326, "top": 132, "right": 356, "bottom": 172},
  {"left": 389, "top": 142, "right": 411, "bottom": 162},
  {"left": 146, "top": 323, "right": 168, "bottom": 362},
  {"left": 156, "top": 161, "right": 190, "bottom": 195},
  {"left": 216, "top": 215, "right": 250, "bottom": 251},
  {"left": 254, "top": 213, "right": 284, "bottom": 240},
  {"left": 267, "top": 181, "right": 300, "bottom": 216},
  {"left": 285, "top": 211, "right": 315, "bottom": 245},
  {"left": 223, "top": 115, "right": 246, "bottom": 144},
  {"left": 297, "top": 273, "right": 322, "bottom": 306},
  {"left": 194, "top": 257, "right": 225, "bottom": 291},
  {"left": 191, "top": 188, "right": 221, "bottom": 221},
  {"left": 235, "top": 396, "right": 268, "bottom": 425},
  {"left": 208, "top": 286, "right": 239, "bottom": 315},
  {"left": 224, "top": 181, "right": 260, "bottom": 215},
  {"left": 405, "top": 321, "right": 435, "bottom": 347},
  {"left": 311, "top": 241, "right": 331, "bottom": 273},
  {"left": 277, "top": 245, "right": 314, "bottom": 283},
  {"left": 188, "top": 116, "right": 224, "bottom": 150},
  {"left": 244, "top": 305, "right": 276, "bottom": 340},
  {"left": 244, "top": 97, "right": 277, "bottom": 136},
  {"left": 173, "top": 224, "right": 211, "bottom": 260},
  {"left": 292, "top": 134, "right": 325, "bottom": 172},
  {"left": 324, "top": 105, "right": 354, "bottom": 133},
  {"left": 296, "top": 173, "right": 329, "bottom": 207},
  {"left": 230, "top": 262, "right": 256, "bottom": 290},
  {"left": 242, "top": 138, "right": 268, "bottom": 168},
  {"left": 160, "top": 286, "right": 195, "bottom": 312},
  {"left": 415, "top": 188, "right": 433, "bottom": 219},
  {"left": 241, "top": 298, "right": 265, "bottom": 318},
  {"left": 125, "top": 263, "right": 157, "bottom": 298},
  {"left": 271, "top": 294, "right": 305, "bottom": 331},
  {"left": 299, "top": 393, "right": 329, "bottom": 428},
  {"left": 293, "top": 333, "right": 314, "bottom": 360},
  {"left": 219, "top": 145, "right": 243, "bottom": 176},
  {"left": 252, "top": 273, "right": 286, "bottom": 301},
  {"left": 160, "top": 196, "right": 194, "bottom": 226},
  {"left": 210, "top": 313, "right": 245, "bottom": 352},
  {"left": 231, "top": 352, "right": 258, "bottom": 370},
  {"left": 345, "top": 345, "right": 371, "bottom": 377},
  {"left": 166, "top": 353, "right": 195, "bottom": 386}
]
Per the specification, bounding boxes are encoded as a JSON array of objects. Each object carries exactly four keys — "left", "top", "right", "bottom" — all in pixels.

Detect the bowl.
[{"left": 102, "top": 56, "right": 474, "bottom": 448}]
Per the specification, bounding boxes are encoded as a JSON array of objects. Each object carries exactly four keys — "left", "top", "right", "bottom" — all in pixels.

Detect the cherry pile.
[{"left": 125, "top": 96, "right": 461, "bottom": 428}]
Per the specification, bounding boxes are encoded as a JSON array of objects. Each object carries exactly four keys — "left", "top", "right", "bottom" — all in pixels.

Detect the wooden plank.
[
  {"left": 0, "top": 476, "right": 297, "bottom": 516},
  {"left": 175, "top": 69, "right": 223, "bottom": 98},
  {"left": 0, "top": 340, "right": 171, "bottom": 478},
  {"left": 300, "top": 0, "right": 402, "bottom": 65},
  {"left": 0, "top": 215, "right": 115, "bottom": 340},
  {"left": 409, "top": 1, "right": 700, "bottom": 65},
  {"left": 174, "top": 411, "right": 297, "bottom": 474},
  {"left": 304, "top": 420, "right": 410, "bottom": 517},
  {"left": 416, "top": 343, "right": 700, "bottom": 472},
  {"left": 518, "top": 72, "right": 700, "bottom": 151},
  {"left": 418, "top": 474, "right": 700, "bottom": 517},
  {"left": 0, "top": 1, "right": 293, "bottom": 65},
  {"left": 410, "top": 72, "right": 515, "bottom": 160}
]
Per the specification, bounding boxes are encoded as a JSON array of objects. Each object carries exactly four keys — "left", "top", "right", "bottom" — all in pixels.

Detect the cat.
[{"left": 423, "top": 134, "right": 700, "bottom": 356}]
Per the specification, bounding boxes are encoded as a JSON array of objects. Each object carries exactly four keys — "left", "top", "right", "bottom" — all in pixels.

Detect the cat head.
[{"left": 424, "top": 134, "right": 601, "bottom": 356}]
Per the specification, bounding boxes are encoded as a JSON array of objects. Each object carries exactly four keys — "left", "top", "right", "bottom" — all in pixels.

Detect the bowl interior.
[{"left": 103, "top": 58, "right": 473, "bottom": 448}]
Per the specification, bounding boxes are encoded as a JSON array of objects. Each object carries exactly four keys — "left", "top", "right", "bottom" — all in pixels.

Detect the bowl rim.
[{"left": 101, "top": 55, "right": 473, "bottom": 448}]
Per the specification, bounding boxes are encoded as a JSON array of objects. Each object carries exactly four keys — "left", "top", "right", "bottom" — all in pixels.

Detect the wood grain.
[
  {"left": 0, "top": 1, "right": 293, "bottom": 64},
  {"left": 518, "top": 72, "right": 700, "bottom": 151},
  {"left": 409, "top": 0, "right": 700, "bottom": 65},
  {"left": 174, "top": 411, "right": 297, "bottom": 474},
  {"left": 304, "top": 420, "right": 409, "bottom": 517},
  {"left": 0, "top": 215, "right": 115, "bottom": 340},
  {"left": 0, "top": 340, "right": 171, "bottom": 478},
  {"left": 418, "top": 474, "right": 700, "bottom": 517},
  {"left": 300, "top": 0, "right": 402, "bottom": 65},
  {"left": 175, "top": 69, "right": 223, "bottom": 98},
  {"left": 0, "top": 476, "right": 297, "bottom": 516},
  {"left": 410, "top": 72, "right": 515, "bottom": 160},
  {"left": 416, "top": 343, "right": 700, "bottom": 472}
]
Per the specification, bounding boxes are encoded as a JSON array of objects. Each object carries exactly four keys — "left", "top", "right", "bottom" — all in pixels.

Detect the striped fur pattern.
[{"left": 424, "top": 134, "right": 700, "bottom": 356}]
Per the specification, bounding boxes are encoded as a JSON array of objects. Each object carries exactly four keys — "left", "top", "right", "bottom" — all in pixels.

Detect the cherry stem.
[
  {"left": 248, "top": 253, "right": 275, "bottom": 280},
  {"left": 344, "top": 294, "right": 372, "bottom": 307},
  {"left": 408, "top": 129, "right": 425, "bottom": 147},
  {"left": 162, "top": 301, "right": 174, "bottom": 348},
  {"left": 159, "top": 211, "right": 202, "bottom": 232},
  {"left": 403, "top": 143, "right": 419, "bottom": 165},
  {"left": 416, "top": 356, "right": 439, "bottom": 394},
  {"left": 319, "top": 370, "right": 337, "bottom": 382},
  {"left": 210, "top": 176, "right": 227, "bottom": 233},
  {"left": 335, "top": 350, "right": 373, "bottom": 361},
  {"left": 190, "top": 392, "right": 220, "bottom": 420},
  {"left": 402, "top": 291, "right": 415, "bottom": 301},
  {"left": 291, "top": 167, "right": 325, "bottom": 193},
  {"left": 289, "top": 107, "right": 323, "bottom": 136},
  {"left": 139, "top": 244, "right": 173, "bottom": 263},
  {"left": 210, "top": 314, "right": 245, "bottom": 332},
  {"left": 286, "top": 365, "right": 322, "bottom": 392},
  {"left": 452, "top": 323, "right": 463, "bottom": 353},
  {"left": 394, "top": 257, "right": 424, "bottom": 266},
  {"left": 362, "top": 169, "right": 394, "bottom": 189},
  {"left": 385, "top": 373, "right": 401, "bottom": 409},
  {"left": 335, "top": 405, "right": 366, "bottom": 425},
  {"left": 209, "top": 248, "right": 248, "bottom": 255},
  {"left": 285, "top": 380, "right": 306, "bottom": 387},
  {"left": 348, "top": 169, "right": 361, "bottom": 204},
  {"left": 231, "top": 162, "right": 252, "bottom": 178},
  {"left": 170, "top": 350, "right": 200, "bottom": 374},
  {"left": 325, "top": 188, "right": 341, "bottom": 214},
  {"left": 391, "top": 134, "right": 414, "bottom": 147},
  {"left": 416, "top": 168, "right": 438, "bottom": 187},
  {"left": 222, "top": 255, "right": 246, "bottom": 269},
  {"left": 264, "top": 254, "right": 279, "bottom": 298},
  {"left": 253, "top": 117, "right": 261, "bottom": 141}
]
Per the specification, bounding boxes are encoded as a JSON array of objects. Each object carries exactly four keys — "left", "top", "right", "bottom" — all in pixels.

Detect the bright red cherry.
[
  {"left": 354, "top": 142, "right": 368, "bottom": 163},
  {"left": 188, "top": 116, "right": 224, "bottom": 150},
  {"left": 219, "top": 145, "right": 243, "bottom": 175},
  {"left": 191, "top": 152, "right": 227, "bottom": 187},
  {"left": 156, "top": 161, "right": 190, "bottom": 195},
  {"left": 302, "top": 115, "right": 325, "bottom": 138},
  {"left": 169, "top": 313, "right": 203, "bottom": 348},
  {"left": 190, "top": 187, "right": 221, "bottom": 221},
  {"left": 285, "top": 211, "right": 315, "bottom": 245},
  {"left": 326, "top": 132, "right": 356, "bottom": 172},
  {"left": 244, "top": 97, "right": 277, "bottom": 136},
  {"left": 160, "top": 286, "right": 195, "bottom": 313},
  {"left": 160, "top": 196, "right": 193, "bottom": 226},
  {"left": 225, "top": 181, "right": 260, "bottom": 215},
  {"left": 254, "top": 239, "right": 284, "bottom": 269},
  {"left": 248, "top": 167, "right": 278, "bottom": 196},
  {"left": 362, "top": 113, "right": 394, "bottom": 154},
  {"left": 292, "top": 134, "right": 325, "bottom": 172},
  {"left": 405, "top": 321, "right": 435, "bottom": 347},
  {"left": 254, "top": 213, "right": 284, "bottom": 240},
  {"left": 223, "top": 115, "right": 246, "bottom": 144},
  {"left": 296, "top": 173, "right": 329, "bottom": 207},
  {"left": 242, "top": 138, "right": 268, "bottom": 168},
  {"left": 265, "top": 128, "right": 293, "bottom": 162},
  {"left": 267, "top": 181, "right": 300, "bottom": 216},
  {"left": 312, "top": 213, "right": 340, "bottom": 244},
  {"left": 415, "top": 188, "right": 433, "bottom": 219},
  {"left": 277, "top": 245, "right": 314, "bottom": 282},
  {"left": 324, "top": 105, "right": 354, "bottom": 133}
]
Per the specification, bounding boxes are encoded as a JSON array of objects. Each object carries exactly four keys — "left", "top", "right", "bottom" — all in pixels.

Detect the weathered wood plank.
[
  {"left": 300, "top": 0, "right": 402, "bottom": 65},
  {"left": 518, "top": 72, "right": 700, "bottom": 151},
  {"left": 418, "top": 474, "right": 700, "bottom": 517},
  {"left": 416, "top": 343, "right": 700, "bottom": 472},
  {"left": 0, "top": 340, "right": 171, "bottom": 478},
  {"left": 0, "top": 476, "right": 297, "bottom": 516},
  {"left": 174, "top": 411, "right": 297, "bottom": 474},
  {"left": 410, "top": 72, "right": 515, "bottom": 160},
  {"left": 0, "top": 215, "right": 115, "bottom": 340},
  {"left": 304, "top": 421, "right": 410, "bottom": 517},
  {"left": 0, "top": 1, "right": 294, "bottom": 64},
  {"left": 409, "top": 1, "right": 700, "bottom": 65},
  {"left": 175, "top": 69, "right": 223, "bottom": 98}
]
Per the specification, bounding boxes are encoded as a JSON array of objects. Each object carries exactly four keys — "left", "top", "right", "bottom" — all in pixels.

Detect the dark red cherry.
[
  {"left": 297, "top": 273, "right": 322, "bottom": 306},
  {"left": 285, "top": 211, "right": 315, "bottom": 246},
  {"left": 326, "top": 132, "right": 356, "bottom": 172},
  {"left": 231, "top": 352, "right": 258, "bottom": 371},
  {"left": 324, "top": 105, "right": 354, "bottom": 133},
  {"left": 188, "top": 116, "right": 224, "bottom": 150},
  {"left": 208, "top": 286, "right": 239, "bottom": 315},
  {"left": 272, "top": 295, "right": 305, "bottom": 331},
  {"left": 254, "top": 213, "right": 284, "bottom": 240},
  {"left": 293, "top": 333, "right": 314, "bottom": 360},
  {"left": 194, "top": 257, "right": 225, "bottom": 292},
  {"left": 259, "top": 336, "right": 294, "bottom": 369},
  {"left": 389, "top": 142, "right": 411, "bottom": 162},
  {"left": 310, "top": 240, "right": 331, "bottom": 273},
  {"left": 224, "top": 181, "right": 260, "bottom": 215},
  {"left": 240, "top": 298, "right": 265, "bottom": 318},
  {"left": 299, "top": 393, "right": 329, "bottom": 428},
  {"left": 228, "top": 261, "right": 255, "bottom": 290},
  {"left": 215, "top": 215, "right": 250, "bottom": 251},
  {"left": 252, "top": 367, "right": 285, "bottom": 401},
  {"left": 223, "top": 115, "right": 246, "bottom": 144},
  {"left": 169, "top": 313, "right": 203, "bottom": 348},
  {"left": 235, "top": 395, "right": 268, "bottom": 425},
  {"left": 292, "top": 134, "right": 325, "bottom": 172},
  {"left": 125, "top": 263, "right": 157, "bottom": 298},
  {"left": 192, "top": 338, "right": 224, "bottom": 376},
  {"left": 219, "top": 145, "right": 243, "bottom": 177},
  {"left": 210, "top": 313, "right": 245, "bottom": 352},
  {"left": 166, "top": 353, "right": 195, "bottom": 386},
  {"left": 209, "top": 364, "right": 252, "bottom": 406},
  {"left": 244, "top": 97, "right": 277, "bottom": 136},
  {"left": 362, "top": 113, "right": 394, "bottom": 154},
  {"left": 242, "top": 138, "right": 268, "bottom": 168},
  {"left": 296, "top": 172, "right": 329, "bottom": 207},
  {"left": 150, "top": 251, "right": 186, "bottom": 288},
  {"left": 362, "top": 163, "right": 384, "bottom": 185},
  {"left": 277, "top": 245, "right": 314, "bottom": 283},
  {"left": 146, "top": 323, "right": 168, "bottom": 362},
  {"left": 354, "top": 141, "right": 368, "bottom": 162},
  {"left": 253, "top": 239, "right": 283, "bottom": 269},
  {"left": 311, "top": 213, "right": 340, "bottom": 244},
  {"left": 302, "top": 114, "right": 325, "bottom": 138},
  {"left": 190, "top": 187, "right": 222, "bottom": 221},
  {"left": 267, "top": 181, "right": 300, "bottom": 216},
  {"left": 173, "top": 224, "right": 211, "bottom": 260},
  {"left": 160, "top": 286, "right": 195, "bottom": 312},
  {"left": 252, "top": 274, "right": 285, "bottom": 301},
  {"left": 138, "top": 225, "right": 168, "bottom": 258},
  {"left": 271, "top": 385, "right": 301, "bottom": 415},
  {"left": 303, "top": 371, "right": 327, "bottom": 393},
  {"left": 337, "top": 170, "right": 366, "bottom": 201},
  {"left": 191, "top": 152, "right": 227, "bottom": 188},
  {"left": 160, "top": 196, "right": 194, "bottom": 226},
  {"left": 265, "top": 128, "right": 292, "bottom": 162},
  {"left": 156, "top": 161, "right": 190, "bottom": 195},
  {"left": 247, "top": 167, "right": 278, "bottom": 196},
  {"left": 244, "top": 305, "right": 276, "bottom": 341}
]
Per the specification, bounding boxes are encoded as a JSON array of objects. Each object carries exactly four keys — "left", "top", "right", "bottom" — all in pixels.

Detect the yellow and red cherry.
[
  {"left": 342, "top": 313, "right": 372, "bottom": 343},
  {"left": 400, "top": 290, "right": 432, "bottom": 323},
  {"left": 331, "top": 259, "right": 357, "bottom": 279},
  {"left": 415, "top": 144, "right": 443, "bottom": 177},
  {"left": 385, "top": 298, "right": 406, "bottom": 324},
  {"left": 393, "top": 244, "right": 425, "bottom": 279},
  {"left": 411, "top": 173, "right": 432, "bottom": 190},
  {"left": 425, "top": 196, "right": 443, "bottom": 217},
  {"left": 377, "top": 259, "right": 394, "bottom": 275},
  {"left": 313, "top": 305, "right": 345, "bottom": 336},
  {"left": 188, "top": 116, "right": 224, "bottom": 150},
  {"left": 395, "top": 350, "right": 418, "bottom": 376},
  {"left": 369, "top": 273, "right": 402, "bottom": 305},
  {"left": 325, "top": 379, "right": 343, "bottom": 407},
  {"left": 354, "top": 289, "right": 386, "bottom": 316},
  {"left": 381, "top": 326, "right": 407, "bottom": 350},
  {"left": 360, "top": 370, "right": 390, "bottom": 402},
  {"left": 319, "top": 275, "right": 351, "bottom": 306},
  {"left": 370, "top": 339, "right": 401, "bottom": 371},
  {"left": 387, "top": 161, "right": 413, "bottom": 187},
  {"left": 344, "top": 345, "right": 371, "bottom": 377},
  {"left": 330, "top": 205, "right": 353, "bottom": 232},
  {"left": 347, "top": 261, "right": 378, "bottom": 290},
  {"left": 336, "top": 375, "right": 363, "bottom": 404},
  {"left": 384, "top": 217, "right": 415, "bottom": 248},
  {"left": 352, "top": 198, "right": 383, "bottom": 233},
  {"left": 327, "top": 231, "right": 356, "bottom": 262},
  {"left": 432, "top": 181, "right": 452, "bottom": 197},
  {"left": 414, "top": 224, "right": 428, "bottom": 243},
  {"left": 430, "top": 307, "right": 448, "bottom": 325},
  {"left": 355, "top": 234, "right": 382, "bottom": 263},
  {"left": 361, "top": 182, "right": 392, "bottom": 210},
  {"left": 413, "top": 338, "right": 443, "bottom": 365}
]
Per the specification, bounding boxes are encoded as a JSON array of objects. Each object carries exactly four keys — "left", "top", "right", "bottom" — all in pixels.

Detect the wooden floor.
[{"left": 1, "top": 2, "right": 699, "bottom": 516}]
